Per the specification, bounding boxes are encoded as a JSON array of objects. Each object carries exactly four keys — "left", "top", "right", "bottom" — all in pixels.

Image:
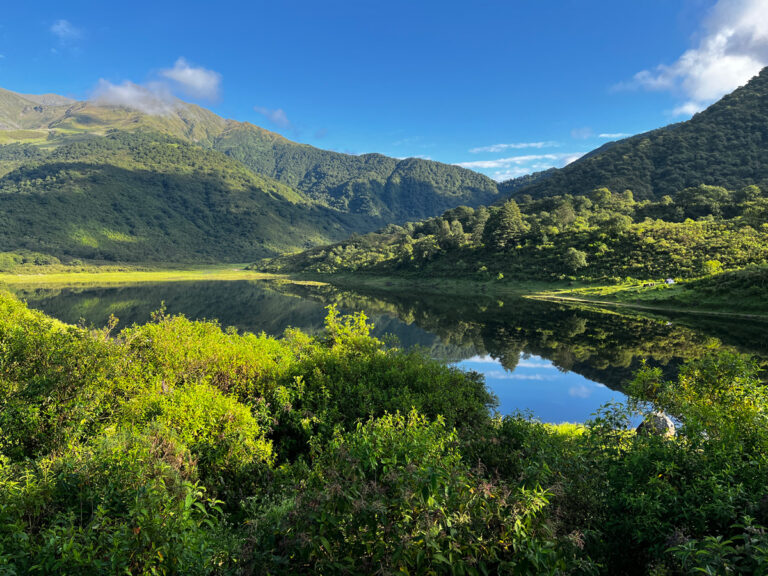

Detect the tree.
[
  {"left": 483, "top": 200, "right": 527, "bottom": 250},
  {"left": 564, "top": 247, "right": 588, "bottom": 272},
  {"left": 471, "top": 206, "right": 490, "bottom": 244}
]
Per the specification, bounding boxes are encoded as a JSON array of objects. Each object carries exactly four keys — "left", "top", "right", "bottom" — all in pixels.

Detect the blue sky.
[{"left": 2, "top": 0, "right": 767, "bottom": 181}]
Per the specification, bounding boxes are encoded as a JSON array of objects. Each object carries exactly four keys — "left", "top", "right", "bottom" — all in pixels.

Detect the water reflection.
[
  {"left": 7, "top": 279, "right": 767, "bottom": 422},
  {"left": 458, "top": 354, "right": 623, "bottom": 423}
]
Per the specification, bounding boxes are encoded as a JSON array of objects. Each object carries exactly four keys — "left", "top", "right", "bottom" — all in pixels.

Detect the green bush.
[{"left": 251, "top": 411, "right": 588, "bottom": 575}]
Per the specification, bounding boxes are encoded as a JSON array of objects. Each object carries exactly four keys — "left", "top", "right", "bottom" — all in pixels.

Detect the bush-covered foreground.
[{"left": 1, "top": 291, "right": 767, "bottom": 575}]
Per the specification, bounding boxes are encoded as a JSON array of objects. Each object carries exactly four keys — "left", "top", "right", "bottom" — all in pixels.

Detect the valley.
[{"left": 2, "top": 19, "right": 768, "bottom": 572}]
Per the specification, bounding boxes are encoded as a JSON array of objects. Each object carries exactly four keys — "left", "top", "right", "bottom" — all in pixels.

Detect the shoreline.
[{"left": 3, "top": 267, "right": 766, "bottom": 322}]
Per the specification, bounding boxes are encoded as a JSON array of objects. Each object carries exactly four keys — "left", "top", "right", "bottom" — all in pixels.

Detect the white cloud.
[
  {"left": 469, "top": 141, "right": 560, "bottom": 153},
  {"left": 457, "top": 152, "right": 585, "bottom": 180},
  {"left": 461, "top": 355, "right": 496, "bottom": 363},
  {"left": 672, "top": 101, "right": 707, "bottom": 116},
  {"left": 491, "top": 168, "right": 538, "bottom": 181},
  {"left": 254, "top": 106, "right": 292, "bottom": 129},
  {"left": 485, "top": 370, "right": 556, "bottom": 381},
  {"left": 92, "top": 80, "right": 177, "bottom": 115},
  {"left": 562, "top": 153, "right": 585, "bottom": 166},
  {"left": 570, "top": 127, "right": 594, "bottom": 140},
  {"left": 626, "top": 0, "right": 768, "bottom": 115},
  {"left": 160, "top": 58, "right": 221, "bottom": 101},
  {"left": 569, "top": 385, "right": 592, "bottom": 399},
  {"left": 90, "top": 58, "right": 222, "bottom": 115},
  {"left": 50, "top": 19, "right": 81, "bottom": 42},
  {"left": 517, "top": 359, "right": 557, "bottom": 369},
  {"left": 456, "top": 154, "right": 561, "bottom": 170},
  {"left": 598, "top": 132, "right": 632, "bottom": 139}
]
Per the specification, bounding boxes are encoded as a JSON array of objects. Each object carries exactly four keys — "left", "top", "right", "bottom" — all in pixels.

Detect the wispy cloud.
[
  {"left": 92, "top": 80, "right": 177, "bottom": 115},
  {"left": 50, "top": 19, "right": 81, "bottom": 43},
  {"left": 91, "top": 58, "right": 222, "bottom": 115},
  {"left": 569, "top": 385, "right": 592, "bottom": 399},
  {"left": 456, "top": 154, "right": 562, "bottom": 170},
  {"left": 570, "top": 127, "right": 593, "bottom": 140},
  {"left": 620, "top": 0, "right": 768, "bottom": 115},
  {"left": 598, "top": 132, "right": 631, "bottom": 139},
  {"left": 456, "top": 152, "right": 585, "bottom": 181},
  {"left": 160, "top": 58, "right": 221, "bottom": 101},
  {"left": 469, "top": 141, "right": 560, "bottom": 154},
  {"left": 485, "top": 370, "right": 557, "bottom": 381},
  {"left": 254, "top": 106, "right": 292, "bottom": 129},
  {"left": 561, "top": 153, "right": 584, "bottom": 166},
  {"left": 517, "top": 359, "right": 556, "bottom": 369}
]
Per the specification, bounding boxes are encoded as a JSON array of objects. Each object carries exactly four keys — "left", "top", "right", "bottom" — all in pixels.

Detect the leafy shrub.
[
  {"left": 251, "top": 411, "right": 588, "bottom": 575},
  {"left": 121, "top": 382, "right": 274, "bottom": 502},
  {"left": 0, "top": 429, "right": 228, "bottom": 574}
]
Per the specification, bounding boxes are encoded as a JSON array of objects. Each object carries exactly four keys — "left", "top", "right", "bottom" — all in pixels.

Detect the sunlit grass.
[{"left": 0, "top": 267, "right": 291, "bottom": 287}]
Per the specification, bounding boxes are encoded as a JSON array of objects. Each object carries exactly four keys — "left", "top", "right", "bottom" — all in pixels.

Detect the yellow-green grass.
[
  {"left": 0, "top": 267, "right": 293, "bottom": 287},
  {"left": 528, "top": 280, "right": 768, "bottom": 321}
]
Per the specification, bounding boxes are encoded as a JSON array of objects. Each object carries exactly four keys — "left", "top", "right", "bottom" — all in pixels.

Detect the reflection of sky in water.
[{"left": 456, "top": 354, "right": 627, "bottom": 423}]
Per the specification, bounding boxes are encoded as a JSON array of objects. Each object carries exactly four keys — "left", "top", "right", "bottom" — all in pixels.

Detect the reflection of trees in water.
[
  {"left": 11, "top": 282, "right": 328, "bottom": 335},
  {"left": 13, "top": 279, "right": 768, "bottom": 391},
  {"left": 11, "top": 280, "right": 476, "bottom": 362},
  {"left": 269, "top": 281, "right": 766, "bottom": 391}
]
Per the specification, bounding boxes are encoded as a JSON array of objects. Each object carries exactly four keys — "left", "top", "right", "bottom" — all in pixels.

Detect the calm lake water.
[{"left": 7, "top": 279, "right": 768, "bottom": 423}]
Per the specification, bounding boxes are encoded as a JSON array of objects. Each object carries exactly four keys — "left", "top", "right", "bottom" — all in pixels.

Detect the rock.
[{"left": 636, "top": 412, "right": 675, "bottom": 438}]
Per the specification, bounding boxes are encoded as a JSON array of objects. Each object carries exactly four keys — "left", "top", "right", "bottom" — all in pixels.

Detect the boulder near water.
[{"left": 636, "top": 412, "right": 676, "bottom": 438}]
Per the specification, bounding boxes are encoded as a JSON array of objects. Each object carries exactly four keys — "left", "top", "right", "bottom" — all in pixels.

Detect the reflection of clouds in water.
[
  {"left": 461, "top": 355, "right": 556, "bottom": 370},
  {"left": 486, "top": 370, "right": 557, "bottom": 381},
  {"left": 569, "top": 385, "right": 592, "bottom": 398},
  {"left": 462, "top": 354, "right": 496, "bottom": 363},
  {"left": 517, "top": 360, "right": 557, "bottom": 369}
]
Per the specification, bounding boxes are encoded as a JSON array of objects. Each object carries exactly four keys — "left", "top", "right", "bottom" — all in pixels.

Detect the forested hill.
[
  {"left": 0, "top": 132, "right": 378, "bottom": 263},
  {"left": 212, "top": 124, "right": 499, "bottom": 221},
  {"left": 0, "top": 87, "right": 500, "bottom": 228},
  {"left": 500, "top": 67, "right": 768, "bottom": 201}
]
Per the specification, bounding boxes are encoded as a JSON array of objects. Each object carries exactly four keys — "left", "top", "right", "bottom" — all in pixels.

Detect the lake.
[{"left": 7, "top": 278, "right": 768, "bottom": 423}]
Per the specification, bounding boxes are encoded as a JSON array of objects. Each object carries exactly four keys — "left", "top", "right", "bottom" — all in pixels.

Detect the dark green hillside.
[
  {"left": 504, "top": 67, "right": 768, "bottom": 200},
  {"left": 213, "top": 123, "right": 500, "bottom": 221},
  {"left": 0, "top": 132, "right": 373, "bottom": 262},
  {"left": 261, "top": 184, "right": 768, "bottom": 281}
]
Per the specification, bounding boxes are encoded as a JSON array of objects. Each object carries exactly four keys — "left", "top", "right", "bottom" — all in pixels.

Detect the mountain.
[
  {"left": 213, "top": 124, "right": 499, "bottom": 221},
  {"left": 0, "top": 88, "right": 500, "bottom": 263},
  {"left": 0, "top": 132, "right": 377, "bottom": 263},
  {"left": 502, "top": 67, "right": 768, "bottom": 200},
  {"left": 260, "top": 69, "right": 768, "bottom": 281},
  {"left": 0, "top": 91, "right": 500, "bottom": 220}
]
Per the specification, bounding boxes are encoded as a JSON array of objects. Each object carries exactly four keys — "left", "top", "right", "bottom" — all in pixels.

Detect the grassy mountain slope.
[
  {"left": 0, "top": 89, "right": 229, "bottom": 147},
  {"left": 0, "top": 132, "right": 374, "bottom": 262},
  {"left": 501, "top": 67, "right": 768, "bottom": 200},
  {"left": 0, "top": 87, "right": 501, "bottom": 228}
]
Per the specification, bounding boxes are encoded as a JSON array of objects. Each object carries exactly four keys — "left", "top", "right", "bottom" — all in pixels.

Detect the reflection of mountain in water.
[
  {"left": 9, "top": 281, "right": 473, "bottom": 360},
  {"left": 11, "top": 279, "right": 768, "bottom": 392}
]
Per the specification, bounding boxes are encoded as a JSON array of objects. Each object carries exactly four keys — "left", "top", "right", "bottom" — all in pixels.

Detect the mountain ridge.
[
  {"left": 501, "top": 67, "right": 768, "bottom": 200},
  {"left": 0, "top": 87, "right": 500, "bottom": 263}
]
